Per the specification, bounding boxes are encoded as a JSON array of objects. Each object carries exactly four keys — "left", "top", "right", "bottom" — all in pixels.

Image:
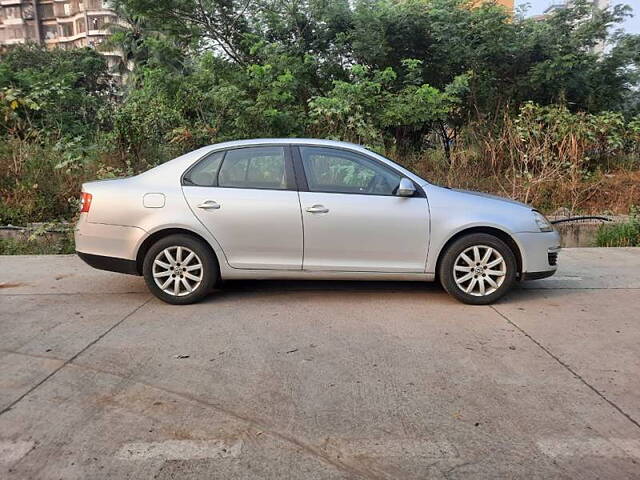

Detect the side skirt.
[{"left": 220, "top": 269, "right": 435, "bottom": 282}]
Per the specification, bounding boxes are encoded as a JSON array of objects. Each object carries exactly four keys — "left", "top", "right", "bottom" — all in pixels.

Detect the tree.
[{"left": 0, "top": 45, "right": 110, "bottom": 137}]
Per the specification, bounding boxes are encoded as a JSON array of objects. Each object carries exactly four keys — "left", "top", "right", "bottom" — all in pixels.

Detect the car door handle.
[
  {"left": 197, "top": 200, "right": 221, "bottom": 210},
  {"left": 305, "top": 205, "right": 329, "bottom": 214}
]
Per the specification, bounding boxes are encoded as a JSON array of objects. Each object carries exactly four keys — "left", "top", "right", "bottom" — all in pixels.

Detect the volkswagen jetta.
[{"left": 75, "top": 139, "right": 560, "bottom": 305}]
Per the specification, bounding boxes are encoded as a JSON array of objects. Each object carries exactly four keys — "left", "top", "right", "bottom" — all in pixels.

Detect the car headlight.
[{"left": 532, "top": 210, "right": 553, "bottom": 232}]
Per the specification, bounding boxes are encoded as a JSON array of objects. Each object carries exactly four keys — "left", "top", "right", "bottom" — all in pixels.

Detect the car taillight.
[{"left": 80, "top": 192, "right": 92, "bottom": 213}]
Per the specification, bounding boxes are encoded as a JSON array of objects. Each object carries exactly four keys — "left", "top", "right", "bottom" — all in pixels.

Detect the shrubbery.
[
  {"left": 1, "top": 0, "right": 639, "bottom": 225},
  {"left": 596, "top": 206, "right": 640, "bottom": 247}
]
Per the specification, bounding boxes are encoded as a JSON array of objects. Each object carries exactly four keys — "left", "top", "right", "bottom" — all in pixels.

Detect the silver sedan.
[{"left": 75, "top": 138, "right": 560, "bottom": 305}]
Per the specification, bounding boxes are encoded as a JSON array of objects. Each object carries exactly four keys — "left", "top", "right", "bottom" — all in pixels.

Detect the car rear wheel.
[
  {"left": 143, "top": 234, "right": 218, "bottom": 305},
  {"left": 439, "top": 233, "right": 517, "bottom": 305}
]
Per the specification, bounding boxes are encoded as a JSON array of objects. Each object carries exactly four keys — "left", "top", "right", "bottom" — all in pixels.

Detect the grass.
[
  {"left": 0, "top": 234, "right": 75, "bottom": 255},
  {"left": 596, "top": 207, "right": 640, "bottom": 247}
]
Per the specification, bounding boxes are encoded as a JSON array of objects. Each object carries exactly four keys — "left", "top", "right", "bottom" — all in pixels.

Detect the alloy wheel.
[
  {"left": 453, "top": 245, "right": 506, "bottom": 297},
  {"left": 152, "top": 246, "right": 203, "bottom": 297}
]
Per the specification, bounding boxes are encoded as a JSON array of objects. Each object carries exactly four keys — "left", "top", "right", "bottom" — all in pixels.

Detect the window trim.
[
  {"left": 293, "top": 145, "right": 425, "bottom": 198},
  {"left": 182, "top": 144, "right": 296, "bottom": 191}
]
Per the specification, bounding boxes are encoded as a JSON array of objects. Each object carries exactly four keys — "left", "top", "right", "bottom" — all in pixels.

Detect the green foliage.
[
  {"left": 510, "top": 103, "right": 639, "bottom": 170},
  {"left": 0, "top": 232, "right": 75, "bottom": 255},
  {"left": 99, "top": 0, "right": 639, "bottom": 163},
  {"left": 110, "top": 0, "right": 640, "bottom": 114},
  {"left": 596, "top": 207, "right": 640, "bottom": 247},
  {"left": 1, "top": 0, "right": 640, "bottom": 228},
  {"left": 110, "top": 87, "right": 184, "bottom": 167},
  {"left": 0, "top": 45, "right": 110, "bottom": 138},
  {"left": 308, "top": 61, "right": 469, "bottom": 150},
  {"left": 0, "top": 135, "right": 97, "bottom": 224}
]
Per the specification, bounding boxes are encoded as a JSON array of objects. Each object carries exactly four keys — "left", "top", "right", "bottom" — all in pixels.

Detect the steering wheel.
[
  {"left": 364, "top": 174, "right": 379, "bottom": 193},
  {"left": 365, "top": 174, "right": 392, "bottom": 194}
]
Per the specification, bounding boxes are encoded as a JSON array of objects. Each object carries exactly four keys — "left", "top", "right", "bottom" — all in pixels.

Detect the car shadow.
[
  {"left": 220, "top": 278, "right": 440, "bottom": 293},
  {"left": 199, "top": 278, "right": 575, "bottom": 305},
  {"left": 202, "top": 279, "right": 442, "bottom": 301}
]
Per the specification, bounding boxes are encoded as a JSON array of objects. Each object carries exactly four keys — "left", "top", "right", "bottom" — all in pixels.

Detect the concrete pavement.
[{"left": 0, "top": 248, "right": 639, "bottom": 479}]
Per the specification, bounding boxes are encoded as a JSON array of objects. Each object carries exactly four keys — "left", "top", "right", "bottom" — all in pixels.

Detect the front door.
[
  {"left": 182, "top": 146, "right": 303, "bottom": 270},
  {"left": 296, "top": 146, "right": 429, "bottom": 272}
]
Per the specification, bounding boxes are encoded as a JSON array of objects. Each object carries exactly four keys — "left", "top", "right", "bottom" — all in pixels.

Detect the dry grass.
[
  {"left": 580, "top": 171, "right": 640, "bottom": 214},
  {"left": 393, "top": 106, "right": 639, "bottom": 214},
  {"left": 400, "top": 152, "right": 638, "bottom": 214},
  {"left": 1, "top": 104, "right": 639, "bottom": 224}
]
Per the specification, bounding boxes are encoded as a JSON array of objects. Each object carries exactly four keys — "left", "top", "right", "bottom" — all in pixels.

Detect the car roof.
[
  {"left": 142, "top": 137, "right": 428, "bottom": 187},
  {"left": 206, "top": 138, "right": 366, "bottom": 150},
  {"left": 198, "top": 138, "right": 428, "bottom": 185}
]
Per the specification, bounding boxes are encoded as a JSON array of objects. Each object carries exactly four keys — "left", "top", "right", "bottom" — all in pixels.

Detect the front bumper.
[
  {"left": 514, "top": 230, "right": 561, "bottom": 280},
  {"left": 521, "top": 269, "right": 557, "bottom": 281}
]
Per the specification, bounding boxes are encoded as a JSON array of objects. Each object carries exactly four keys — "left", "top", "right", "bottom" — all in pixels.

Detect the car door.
[
  {"left": 182, "top": 145, "right": 303, "bottom": 270},
  {"left": 295, "top": 146, "right": 429, "bottom": 273}
]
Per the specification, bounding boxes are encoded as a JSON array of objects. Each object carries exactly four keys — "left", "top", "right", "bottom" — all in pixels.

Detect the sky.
[{"left": 515, "top": 1, "right": 640, "bottom": 34}]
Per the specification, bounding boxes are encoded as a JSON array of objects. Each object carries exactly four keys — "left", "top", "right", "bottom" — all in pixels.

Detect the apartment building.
[
  {"left": 0, "top": 0, "right": 121, "bottom": 71},
  {"left": 544, "top": 0, "right": 609, "bottom": 14},
  {"left": 472, "top": 0, "right": 515, "bottom": 11},
  {"left": 541, "top": 0, "right": 610, "bottom": 53},
  {"left": 495, "top": 0, "right": 514, "bottom": 10}
]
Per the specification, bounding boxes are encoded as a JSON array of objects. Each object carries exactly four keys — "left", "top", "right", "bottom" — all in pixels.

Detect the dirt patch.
[
  {"left": 0, "top": 282, "right": 29, "bottom": 289},
  {"left": 580, "top": 171, "right": 640, "bottom": 214}
]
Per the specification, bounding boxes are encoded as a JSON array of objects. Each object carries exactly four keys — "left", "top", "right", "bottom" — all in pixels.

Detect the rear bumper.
[
  {"left": 77, "top": 251, "right": 139, "bottom": 275},
  {"left": 74, "top": 214, "right": 146, "bottom": 261},
  {"left": 74, "top": 215, "right": 146, "bottom": 275}
]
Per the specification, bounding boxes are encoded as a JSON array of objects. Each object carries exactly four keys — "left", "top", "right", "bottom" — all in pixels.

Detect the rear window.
[
  {"left": 218, "top": 147, "right": 287, "bottom": 190},
  {"left": 183, "top": 151, "right": 224, "bottom": 187}
]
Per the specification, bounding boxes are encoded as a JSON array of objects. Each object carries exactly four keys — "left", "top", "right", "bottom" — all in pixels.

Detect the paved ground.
[{"left": 0, "top": 248, "right": 639, "bottom": 479}]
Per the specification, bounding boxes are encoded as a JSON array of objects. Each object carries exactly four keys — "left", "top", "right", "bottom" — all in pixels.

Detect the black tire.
[
  {"left": 143, "top": 234, "right": 219, "bottom": 305},
  {"left": 439, "top": 233, "right": 517, "bottom": 305}
]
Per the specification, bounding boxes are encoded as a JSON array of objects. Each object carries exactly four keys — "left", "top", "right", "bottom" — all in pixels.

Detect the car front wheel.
[
  {"left": 439, "top": 233, "right": 517, "bottom": 305},
  {"left": 143, "top": 234, "right": 218, "bottom": 305}
]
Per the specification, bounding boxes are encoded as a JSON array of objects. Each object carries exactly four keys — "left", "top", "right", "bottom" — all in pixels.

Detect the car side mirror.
[{"left": 396, "top": 178, "right": 416, "bottom": 197}]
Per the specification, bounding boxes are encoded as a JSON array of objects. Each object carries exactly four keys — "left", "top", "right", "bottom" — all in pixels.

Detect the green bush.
[
  {"left": 0, "top": 136, "right": 97, "bottom": 224},
  {"left": 596, "top": 207, "right": 640, "bottom": 247},
  {"left": 0, "top": 44, "right": 110, "bottom": 138},
  {"left": 0, "top": 233, "right": 75, "bottom": 255},
  {"left": 0, "top": 0, "right": 639, "bottom": 230}
]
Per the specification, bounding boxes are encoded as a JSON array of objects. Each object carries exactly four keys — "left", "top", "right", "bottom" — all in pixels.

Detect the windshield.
[{"left": 363, "top": 148, "right": 428, "bottom": 183}]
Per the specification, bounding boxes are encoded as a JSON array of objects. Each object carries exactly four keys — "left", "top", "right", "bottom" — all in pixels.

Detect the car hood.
[{"left": 451, "top": 189, "right": 531, "bottom": 209}]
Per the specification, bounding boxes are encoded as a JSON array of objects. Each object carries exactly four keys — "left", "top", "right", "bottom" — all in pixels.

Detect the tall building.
[
  {"left": 473, "top": 0, "right": 515, "bottom": 12},
  {"left": 0, "top": 0, "right": 121, "bottom": 71},
  {"left": 495, "top": 0, "right": 514, "bottom": 10},
  {"left": 541, "top": 0, "right": 610, "bottom": 53},
  {"left": 543, "top": 0, "right": 609, "bottom": 14}
]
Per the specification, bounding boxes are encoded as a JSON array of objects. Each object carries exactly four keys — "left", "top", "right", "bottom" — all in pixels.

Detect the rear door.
[
  {"left": 182, "top": 145, "right": 303, "bottom": 270},
  {"left": 295, "top": 146, "right": 429, "bottom": 272}
]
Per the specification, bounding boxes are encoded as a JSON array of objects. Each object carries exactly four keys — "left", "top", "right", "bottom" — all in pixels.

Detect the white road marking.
[
  {"left": 537, "top": 438, "right": 640, "bottom": 459},
  {"left": 116, "top": 439, "right": 243, "bottom": 461},
  {"left": 324, "top": 438, "right": 457, "bottom": 458},
  {"left": 0, "top": 440, "right": 35, "bottom": 465}
]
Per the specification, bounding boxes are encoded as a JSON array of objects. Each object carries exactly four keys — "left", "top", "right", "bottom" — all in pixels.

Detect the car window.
[
  {"left": 300, "top": 147, "right": 401, "bottom": 195},
  {"left": 218, "top": 147, "right": 287, "bottom": 190},
  {"left": 183, "top": 151, "right": 224, "bottom": 187}
]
